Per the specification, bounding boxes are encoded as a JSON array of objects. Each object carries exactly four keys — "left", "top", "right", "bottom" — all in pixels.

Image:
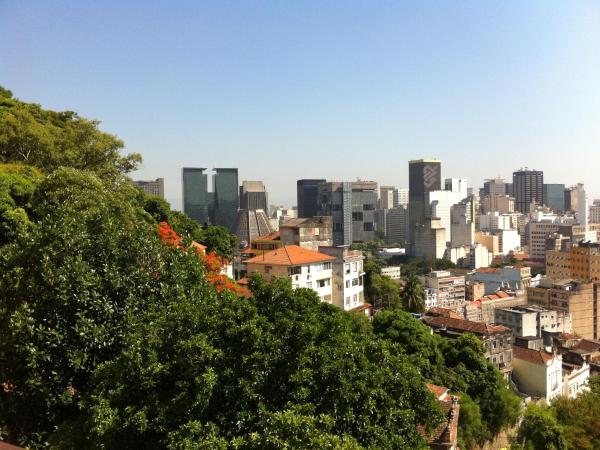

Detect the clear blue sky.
[{"left": 1, "top": 1, "right": 599, "bottom": 208}]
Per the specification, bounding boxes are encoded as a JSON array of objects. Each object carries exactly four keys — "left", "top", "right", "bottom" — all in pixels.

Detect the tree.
[
  {"left": 0, "top": 87, "right": 141, "bottom": 178},
  {"left": 0, "top": 168, "right": 211, "bottom": 446},
  {"left": 400, "top": 273, "right": 426, "bottom": 313},
  {"left": 201, "top": 225, "right": 238, "bottom": 260},
  {"left": 50, "top": 276, "right": 443, "bottom": 449},
  {"left": 516, "top": 404, "right": 566, "bottom": 450},
  {"left": 369, "top": 273, "right": 402, "bottom": 309}
]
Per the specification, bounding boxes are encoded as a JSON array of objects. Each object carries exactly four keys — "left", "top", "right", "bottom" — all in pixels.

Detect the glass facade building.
[
  {"left": 212, "top": 168, "right": 239, "bottom": 229},
  {"left": 182, "top": 168, "right": 209, "bottom": 224},
  {"left": 544, "top": 183, "right": 566, "bottom": 212}
]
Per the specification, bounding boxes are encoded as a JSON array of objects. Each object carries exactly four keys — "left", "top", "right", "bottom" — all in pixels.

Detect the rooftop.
[
  {"left": 426, "top": 316, "right": 511, "bottom": 335},
  {"left": 513, "top": 346, "right": 556, "bottom": 365},
  {"left": 245, "top": 245, "right": 335, "bottom": 266}
]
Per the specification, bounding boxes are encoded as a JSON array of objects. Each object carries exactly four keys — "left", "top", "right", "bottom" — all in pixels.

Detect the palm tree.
[{"left": 401, "top": 273, "right": 426, "bottom": 313}]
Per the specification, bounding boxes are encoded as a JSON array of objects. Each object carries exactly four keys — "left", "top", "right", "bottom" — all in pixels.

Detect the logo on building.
[{"left": 423, "top": 164, "right": 438, "bottom": 189}]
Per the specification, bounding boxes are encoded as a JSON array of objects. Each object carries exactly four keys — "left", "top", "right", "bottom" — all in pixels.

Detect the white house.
[
  {"left": 512, "top": 346, "right": 563, "bottom": 402},
  {"left": 245, "top": 245, "right": 334, "bottom": 304},
  {"left": 318, "top": 246, "right": 367, "bottom": 311}
]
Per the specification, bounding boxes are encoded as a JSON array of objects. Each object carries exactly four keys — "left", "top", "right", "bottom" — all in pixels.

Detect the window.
[
  {"left": 317, "top": 278, "right": 330, "bottom": 288},
  {"left": 352, "top": 212, "right": 363, "bottom": 221},
  {"left": 306, "top": 282, "right": 313, "bottom": 289},
  {"left": 288, "top": 266, "right": 301, "bottom": 276},
  {"left": 345, "top": 296, "right": 351, "bottom": 306},
  {"left": 493, "top": 340, "right": 497, "bottom": 349},
  {"left": 265, "top": 265, "right": 272, "bottom": 274},
  {"left": 345, "top": 280, "right": 350, "bottom": 288},
  {"left": 345, "top": 264, "right": 351, "bottom": 274},
  {"left": 352, "top": 278, "right": 359, "bottom": 286},
  {"left": 363, "top": 222, "right": 374, "bottom": 231},
  {"left": 353, "top": 293, "right": 358, "bottom": 304},
  {"left": 363, "top": 204, "right": 375, "bottom": 210}
]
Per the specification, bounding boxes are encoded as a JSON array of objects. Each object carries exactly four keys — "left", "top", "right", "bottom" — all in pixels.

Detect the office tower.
[
  {"left": 543, "top": 183, "right": 566, "bottom": 212},
  {"left": 564, "top": 185, "right": 578, "bottom": 213},
  {"left": 394, "top": 188, "right": 409, "bottom": 208},
  {"left": 513, "top": 169, "right": 543, "bottom": 213},
  {"left": 386, "top": 206, "right": 408, "bottom": 245},
  {"left": 297, "top": 179, "right": 326, "bottom": 218},
  {"left": 480, "top": 195, "right": 515, "bottom": 214},
  {"left": 379, "top": 186, "right": 395, "bottom": 209},
  {"left": 182, "top": 168, "right": 209, "bottom": 224},
  {"left": 318, "top": 182, "right": 353, "bottom": 246},
  {"left": 483, "top": 178, "right": 506, "bottom": 196},
  {"left": 445, "top": 178, "right": 468, "bottom": 197},
  {"left": 590, "top": 201, "right": 600, "bottom": 224},
  {"left": 575, "top": 184, "right": 588, "bottom": 226},
  {"left": 505, "top": 183, "right": 514, "bottom": 197},
  {"left": 409, "top": 159, "right": 442, "bottom": 239},
  {"left": 212, "top": 168, "right": 239, "bottom": 229},
  {"left": 132, "top": 178, "right": 165, "bottom": 198},
  {"left": 239, "top": 180, "right": 268, "bottom": 211},
  {"left": 318, "top": 181, "right": 377, "bottom": 245},
  {"left": 351, "top": 181, "right": 378, "bottom": 243}
]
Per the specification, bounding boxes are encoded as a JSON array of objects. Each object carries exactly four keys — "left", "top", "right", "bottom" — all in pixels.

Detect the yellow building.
[{"left": 546, "top": 242, "right": 600, "bottom": 282}]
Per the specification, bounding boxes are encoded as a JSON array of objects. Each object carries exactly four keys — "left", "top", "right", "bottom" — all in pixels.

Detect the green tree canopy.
[
  {"left": 516, "top": 404, "right": 566, "bottom": 450},
  {"left": 0, "top": 87, "right": 141, "bottom": 178},
  {"left": 400, "top": 273, "right": 426, "bottom": 313}
]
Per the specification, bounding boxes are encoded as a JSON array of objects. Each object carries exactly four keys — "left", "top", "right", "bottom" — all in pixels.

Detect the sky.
[{"left": 1, "top": 1, "right": 599, "bottom": 209}]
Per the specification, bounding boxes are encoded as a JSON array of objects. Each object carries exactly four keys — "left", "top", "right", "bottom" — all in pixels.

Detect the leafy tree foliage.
[
  {"left": 50, "top": 276, "right": 442, "bottom": 449},
  {"left": 400, "top": 273, "right": 426, "bottom": 313},
  {"left": 515, "top": 404, "right": 566, "bottom": 450},
  {"left": 0, "top": 86, "right": 141, "bottom": 178}
]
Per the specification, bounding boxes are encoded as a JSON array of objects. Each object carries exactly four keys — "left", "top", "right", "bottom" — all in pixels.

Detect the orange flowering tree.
[{"left": 158, "top": 221, "right": 244, "bottom": 295}]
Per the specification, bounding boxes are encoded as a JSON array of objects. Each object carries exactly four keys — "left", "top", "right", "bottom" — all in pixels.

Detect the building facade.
[
  {"left": 318, "top": 246, "right": 365, "bottom": 311},
  {"left": 212, "top": 168, "right": 239, "bottom": 229},
  {"left": 543, "top": 183, "right": 565, "bottom": 212},
  {"left": 239, "top": 180, "right": 268, "bottom": 211},
  {"left": 279, "top": 216, "right": 333, "bottom": 251},
  {"left": 132, "top": 178, "right": 164, "bottom": 198},
  {"left": 513, "top": 169, "right": 544, "bottom": 213},
  {"left": 182, "top": 167, "right": 210, "bottom": 224},
  {"left": 546, "top": 242, "right": 600, "bottom": 282},
  {"left": 297, "top": 179, "right": 326, "bottom": 218},
  {"left": 408, "top": 159, "right": 442, "bottom": 255},
  {"left": 426, "top": 271, "right": 466, "bottom": 308}
]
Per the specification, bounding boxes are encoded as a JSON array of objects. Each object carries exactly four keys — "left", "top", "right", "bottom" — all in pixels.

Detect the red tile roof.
[
  {"left": 426, "top": 316, "right": 511, "bottom": 335},
  {"left": 245, "top": 245, "right": 335, "bottom": 266},
  {"left": 254, "top": 231, "right": 281, "bottom": 241},
  {"left": 573, "top": 339, "right": 600, "bottom": 353},
  {"left": 513, "top": 345, "right": 555, "bottom": 365},
  {"left": 426, "top": 383, "right": 449, "bottom": 401},
  {"left": 349, "top": 303, "right": 372, "bottom": 313},
  {"left": 425, "top": 307, "right": 463, "bottom": 320}
]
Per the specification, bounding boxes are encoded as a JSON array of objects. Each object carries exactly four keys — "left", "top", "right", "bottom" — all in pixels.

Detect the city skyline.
[{"left": 2, "top": 1, "right": 599, "bottom": 208}]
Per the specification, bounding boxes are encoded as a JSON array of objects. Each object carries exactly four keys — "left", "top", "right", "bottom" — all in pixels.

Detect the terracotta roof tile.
[
  {"left": 513, "top": 345, "right": 555, "bottom": 365},
  {"left": 426, "top": 316, "right": 511, "bottom": 335},
  {"left": 245, "top": 245, "right": 335, "bottom": 266},
  {"left": 254, "top": 231, "right": 281, "bottom": 241},
  {"left": 426, "top": 383, "right": 449, "bottom": 400},
  {"left": 425, "top": 307, "right": 463, "bottom": 320},
  {"left": 349, "top": 303, "right": 372, "bottom": 313},
  {"left": 574, "top": 339, "right": 600, "bottom": 353}
]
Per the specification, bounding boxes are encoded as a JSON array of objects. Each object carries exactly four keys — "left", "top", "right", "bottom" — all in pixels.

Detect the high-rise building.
[
  {"left": 239, "top": 180, "right": 268, "bottom": 211},
  {"left": 379, "top": 186, "right": 395, "bottom": 209},
  {"left": 297, "top": 179, "right": 326, "bottom": 218},
  {"left": 543, "top": 183, "right": 565, "bottom": 212},
  {"left": 408, "top": 159, "right": 442, "bottom": 255},
  {"left": 212, "top": 168, "right": 239, "bottom": 229},
  {"left": 513, "top": 169, "right": 544, "bottom": 213},
  {"left": 394, "top": 188, "right": 409, "bottom": 208},
  {"left": 386, "top": 206, "right": 408, "bottom": 245},
  {"left": 590, "top": 201, "right": 600, "bottom": 224},
  {"left": 132, "top": 178, "right": 165, "bottom": 198},
  {"left": 182, "top": 168, "right": 210, "bottom": 224},
  {"left": 483, "top": 178, "right": 507, "bottom": 196},
  {"left": 445, "top": 178, "right": 468, "bottom": 197},
  {"left": 317, "top": 181, "right": 377, "bottom": 245}
]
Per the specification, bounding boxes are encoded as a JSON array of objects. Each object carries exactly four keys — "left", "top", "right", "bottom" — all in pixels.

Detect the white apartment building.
[
  {"left": 319, "top": 246, "right": 366, "bottom": 311},
  {"left": 429, "top": 189, "right": 467, "bottom": 244},
  {"left": 512, "top": 346, "right": 564, "bottom": 402},
  {"left": 381, "top": 266, "right": 402, "bottom": 280},
  {"left": 426, "top": 270, "right": 466, "bottom": 307},
  {"left": 245, "top": 245, "right": 334, "bottom": 303},
  {"left": 478, "top": 212, "right": 522, "bottom": 231},
  {"left": 498, "top": 229, "right": 521, "bottom": 254}
]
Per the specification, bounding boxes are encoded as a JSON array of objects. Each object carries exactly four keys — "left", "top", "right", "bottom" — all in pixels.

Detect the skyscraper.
[
  {"left": 483, "top": 178, "right": 506, "bottom": 196},
  {"left": 408, "top": 159, "right": 442, "bottom": 254},
  {"left": 513, "top": 169, "right": 543, "bottom": 213},
  {"left": 318, "top": 182, "right": 353, "bottom": 246},
  {"left": 182, "top": 168, "right": 209, "bottom": 224},
  {"left": 543, "top": 183, "right": 565, "bottom": 212},
  {"left": 132, "top": 178, "right": 165, "bottom": 198},
  {"left": 239, "top": 180, "right": 268, "bottom": 211},
  {"left": 212, "top": 168, "right": 239, "bottom": 229},
  {"left": 297, "top": 179, "right": 326, "bottom": 218},
  {"left": 379, "top": 186, "right": 395, "bottom": 209}
]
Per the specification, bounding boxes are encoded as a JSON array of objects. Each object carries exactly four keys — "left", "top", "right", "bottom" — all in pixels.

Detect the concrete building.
[
  {"left": 564, "top": 184, "right": 587, "bottom": 224},
  {"left": 429, "top": 189, "right": 467, "bottom": 244},
  {"left": 414, "top": 218, "right": 446, "bottom": 259},
  {"left": 589, "top": 201, "right": 600, "bottom": 224},
  {"left": 395, "top": 188, "right": 409, "bottom": 208},
  {"left": 512, "top": 346, "right": 563, "bottom": 402},
  {"left": 497, "top": 229, "right": 521, "bottom": 254},
  {"left": 319, "top": 246, "right": 366, "bottom": 311},
  {"left": 212, "top": 168, "right": 239, "bottom": 229},
  {"left": 469, "top": 266, "right": 532, "bottom": 295},
  {"left": 239, "top": 180, "right": 268, "bottom": 211},
  {"left": 385, "top": 206, "right": 408, "bottom": 245},
  {"left": 182, "top": 168, "right": 211, "bottom": 224},
  {"left": 132, "top": 178, "right": 164, "bottom": 198},
  {"left": 231, "top": 209, "right": 274, "bottom": 246},
  {"left": 474, "top": 232, "right": 500, "bottom": 256},
  {"left": 408, "top": 159, "right": 442, "bottom": 255},
  {"left": 444, "top": 178, "right": 468, "bottom": 197},
  {"left": 478, "top": 212, "right": 522, "bottom": 232},
  {"left": 543, "top": 183, "right": 566, "bottom": 212},
  {"left": 527, "top": 278, "right": 600, "bottom": 340},
  {"left": 483, "top": 178, "right": 507, "bottom": 196},
  {"left": 494, "top": 305, "right": 572, "bottom": 338},
  {"left": 480, "top": 194, "right": 515, "bottom": 214},
  {"left": 426, "top": 271, "right": 466, "bottom": 308},
  {"left": 279, "top": 216, "right": 333, "bottom": 251},
  {"left": 381, "top": 266, "right": 402, "bottom": 280},
  {"left": 513, "top": 168, "right": 544, "bottom": 213},
  {"left": 528, "top": 213, "right": 575, "bottom": 260},
  {"left": 450, "top": 202, "right": 475, "bottom": 247},
  {"left": 424, "top": 316, "right": 513, "bottom": 378},
  {"left": 297, "top": 179, "right": 326, "bottom": 218},
  {"left": 379, "top": 185, "right": 395, "bottom": 209},
  {"left": 245, "top": 245, "right": 334, "bottom": 303},
  {"left": 546, "top": 241, "right": 600, "bottom": 282},
  {"left": 317, "top": 181, "right": 377, "bottom": 245}
]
